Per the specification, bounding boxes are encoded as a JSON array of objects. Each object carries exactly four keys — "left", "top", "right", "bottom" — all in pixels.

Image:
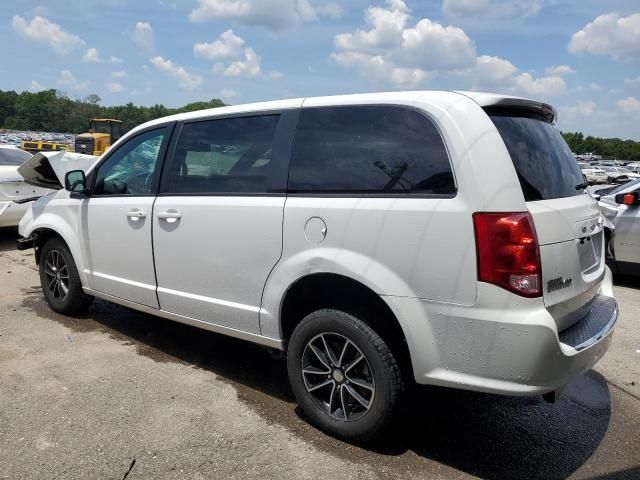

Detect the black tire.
[
  {"left": 39, "top": 237, "right": 93, "bottom": 315},
  {"left": 287, "top": 309, "right": 404, "bottom": 442}
]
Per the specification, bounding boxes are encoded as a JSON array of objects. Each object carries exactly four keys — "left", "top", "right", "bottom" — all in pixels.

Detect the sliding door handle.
[
  {"left": 126, "top": 210, "right": 147, "bottom": 219},
  {"left": 157, "top": 211, "right": 182, "bottom": 222}
]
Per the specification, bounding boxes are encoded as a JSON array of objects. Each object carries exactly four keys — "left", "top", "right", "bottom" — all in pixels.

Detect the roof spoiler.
[
  {"left": 454, "top": 91, "right": 557, "bottom": 124},
  {"left": 483, "top": 98, "right": 557, "bottom": 124}
]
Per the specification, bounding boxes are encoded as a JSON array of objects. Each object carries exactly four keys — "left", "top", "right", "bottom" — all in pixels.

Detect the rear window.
[
  {"left": 489, "top": 112, "right": 584, "bottom": 201},
  {"left": 0, "top": 148, "right": 31, "bottom": 166}
]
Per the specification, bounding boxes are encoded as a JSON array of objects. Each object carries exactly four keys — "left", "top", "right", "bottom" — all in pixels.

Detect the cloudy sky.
[{"left": 2, "top": 0, "right": 640, "bottom": 139}]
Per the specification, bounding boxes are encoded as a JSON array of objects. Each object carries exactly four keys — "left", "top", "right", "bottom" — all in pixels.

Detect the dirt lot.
[{"left": 0, "top": 227, "right": 638, "bottom": 480}]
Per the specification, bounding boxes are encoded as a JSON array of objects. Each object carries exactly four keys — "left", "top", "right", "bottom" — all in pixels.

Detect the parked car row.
[{"left": 577, "top": 162, "right": 640, "bottom": 185}]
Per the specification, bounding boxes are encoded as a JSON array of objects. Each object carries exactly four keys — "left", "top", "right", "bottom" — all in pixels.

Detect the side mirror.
[
  {"left": 614, "top": 191, "right": 640, "bottom": 206},
  {"left": 64, "top": 170, "right": 89, "bottom": 198}
]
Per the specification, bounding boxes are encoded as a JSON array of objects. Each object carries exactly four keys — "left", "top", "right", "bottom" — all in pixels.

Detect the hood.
[
  {"left": 18, "top": 151, "right": 100, "bottom": 189},
  {"left": 0, "top": 165, "right": 23, "bottom": 183}
]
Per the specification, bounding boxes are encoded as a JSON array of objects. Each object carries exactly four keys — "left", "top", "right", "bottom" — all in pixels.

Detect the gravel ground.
[{"left": 0, "top": 227, "right": 638, "bottom": 480}]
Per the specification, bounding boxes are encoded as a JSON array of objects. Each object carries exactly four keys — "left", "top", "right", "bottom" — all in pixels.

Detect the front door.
[
  {"left": 82, "top": 126, "right": 172, "bottom": 308},
  {"left": 153, "top": 113, "right": 291, "bottom": 333}
]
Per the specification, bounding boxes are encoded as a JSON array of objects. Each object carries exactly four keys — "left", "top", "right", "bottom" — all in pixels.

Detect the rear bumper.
[{"left": 384, "top": 271, "right": 617, "bottom": 396}]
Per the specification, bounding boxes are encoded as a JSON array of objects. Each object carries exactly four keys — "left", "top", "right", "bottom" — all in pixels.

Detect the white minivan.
[{"left": 18, "top": 91, "right": 617, "bottom": 441}]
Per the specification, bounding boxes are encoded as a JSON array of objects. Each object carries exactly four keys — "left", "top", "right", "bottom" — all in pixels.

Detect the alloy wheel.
[
  {"left": 301, "top": 332, "right": 375, "bottom": 422},
  {"left": 44, "top": 249, "right": 69, "bottom": 302}
]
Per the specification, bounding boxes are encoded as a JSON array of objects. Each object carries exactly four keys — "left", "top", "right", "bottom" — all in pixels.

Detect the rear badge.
[{"left": 547, "top": 277, "right": 572, "bottom": 293}]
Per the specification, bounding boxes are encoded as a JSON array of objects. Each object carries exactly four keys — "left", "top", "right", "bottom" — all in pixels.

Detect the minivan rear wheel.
[
  {"left": 39, "top": 237, "right": 93, "bottom": 315},
  {"left": 287, "top": 309, "right": 403, "bottom": 442}
]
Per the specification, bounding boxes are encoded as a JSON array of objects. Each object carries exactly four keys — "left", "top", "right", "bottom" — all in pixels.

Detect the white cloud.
[
  {"left": 111, "top": 71, "right": 127, "bottom": 80},
  {"left": 469, "top": 55, "right": 566, "bottom": 97},
  {"left": 133, "top": 21, "right": 154, "bottom": 50},
  {"left": 268, "top": 71, "right": 284, "bottom": 79},
  {"left": 12, "top": 15, "right": 84, "bottom": 55},
  {"left": 194, "top": 30, "right": 245, "bottom": 60},
  {"left": 624, "top": 76, "right": 640, "bottom": 87},
  {"left": 442, "top": 0, "right": 542, "bottom": 18},
  {"left": 150, "top": 56, "right": 202, "bottom": 90},
  {"left": 331, "top": 0, "right": 476, "bottom": 86},
  {"left": 196, "top": 30, "right": 281, "bottom": 79},
  {"left": 569, "top": 13, "right": 640, "bottom": 60},
  {"left": 545, "top": 65, "right": 576, "bottom": 76},
  {"left": 297, "top": 0, "right": 343, "bottom": 21},
  {"left": 224, "top": 48, "right": 262, "bottom": 77},
  {"left": 189, "top": 0, "right": 342, "bottom": 30},
  {"left": 83, "top": 47, "right": 123, "bottom": 63},
  {"left": 84, "top": 47, "right": 100, "bottom": 62},
  {"left": 30, "top": 80, "right": 44, "bottom": 91},
  {"left": 558, "top": 100, "right": 596, "bottom": 121},
  {"left": 616, "top": 97, "right": 640, "bottom": 114},
  {"left": 331, "top": 0, "right": 562, "bottom": 96},
  {"left": 58, "top": 70, "right": 87, "bottom": 92},
  {"left": 220, "top": 88, "right": 240, "bottom": 99},
  {"left": 107, "top": 82, "right": 124, "bottom": 93}
]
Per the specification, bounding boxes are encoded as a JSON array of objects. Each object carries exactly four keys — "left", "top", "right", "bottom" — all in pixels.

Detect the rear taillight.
[{"left": 473, "top": 212, "right": 542, "bottom": 298}]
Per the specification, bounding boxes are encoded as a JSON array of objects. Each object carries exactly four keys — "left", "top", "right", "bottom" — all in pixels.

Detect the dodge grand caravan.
[{"left": 17, "top": 91, "right": 617, "bottom": 441}]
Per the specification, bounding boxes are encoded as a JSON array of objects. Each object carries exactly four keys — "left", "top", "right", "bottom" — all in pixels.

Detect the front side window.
[
  {"left": 165, "top": 115, "right": 280, "bottom": 194},
  {"left": 288, "top": 105, "right": 455, "bottom": 194},
  {"left": 94, "top": 127, "right": 168, "bottom": 195}
]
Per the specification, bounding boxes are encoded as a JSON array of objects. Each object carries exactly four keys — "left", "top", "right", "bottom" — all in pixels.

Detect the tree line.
[
  {"left": 0, "top": 89, "right": 226, "bottom": 135},
  {"left": 561, "top": 131, "right": 640, "bottom": 161},
  {"left": 1, "top": 89, "right": 640, "bottom": 161}
]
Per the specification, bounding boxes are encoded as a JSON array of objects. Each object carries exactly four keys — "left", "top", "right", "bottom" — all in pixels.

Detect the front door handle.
[
  {"left": 126, "top": 210, "right": 147, "bottom": 219},
  {"left": 157, "top": 211, "right": 182, "bottom": 222}
]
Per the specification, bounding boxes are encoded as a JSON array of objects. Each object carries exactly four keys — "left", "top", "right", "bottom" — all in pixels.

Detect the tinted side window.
[
  {"left": 165, "top": 115, "right": 280, "bottom": 194},
  {"left": 94, "top": 127, "right": 169, "bottom": 195},
  {"left": 288, "top": 106, "right": 454, "bottom": 194}
]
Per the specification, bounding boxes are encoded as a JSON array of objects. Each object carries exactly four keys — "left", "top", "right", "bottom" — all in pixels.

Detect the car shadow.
[
  {"left": 19, "top": 289, "right": 613, "bottom": 480},
  {"left": 0, "top": 227, "right": 20, "bottom": 252},
  {"left": 613, "top": 273, "right": 640, "bottom": 289}
]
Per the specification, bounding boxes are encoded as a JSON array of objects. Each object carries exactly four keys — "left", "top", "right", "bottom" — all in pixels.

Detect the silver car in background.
[{"left": 597, "top": 180, "right": 640, "bottom": 275}]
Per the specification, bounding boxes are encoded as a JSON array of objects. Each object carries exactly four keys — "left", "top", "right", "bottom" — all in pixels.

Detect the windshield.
[
  {"left": 489, "top": 113, "right": 584, "bottom": 201},
  {"left": 0, "top": 147, "right": 31, "bottom": 166}
]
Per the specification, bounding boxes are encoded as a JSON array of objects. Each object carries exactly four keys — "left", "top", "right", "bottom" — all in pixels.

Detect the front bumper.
[{"left": 16, "top": 235, "right": 34, "bottom": 250}]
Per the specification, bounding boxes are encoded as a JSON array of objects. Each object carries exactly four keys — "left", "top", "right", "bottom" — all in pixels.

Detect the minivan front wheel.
[
  {"left": 39, "top": 237, "right": 93, "bottom": 315},
  {"left": 287, "top": 309, "right": 403, "bottom": 442}
]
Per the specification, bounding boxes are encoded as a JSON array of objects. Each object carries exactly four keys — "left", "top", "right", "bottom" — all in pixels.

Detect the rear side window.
[
  {"left": 165, "top": 115, "right": 279, "bottom": 194},
  {"left": 288, "top": 106, "right": 455, "bottom": 195},
  {"left": 489, "top": 112, "right": 584, "bottom": 201}
]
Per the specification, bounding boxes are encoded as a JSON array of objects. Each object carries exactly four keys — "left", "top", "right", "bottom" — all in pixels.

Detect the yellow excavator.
[{"left": 74, "top": 119, "right": 123, "bottom": 156}]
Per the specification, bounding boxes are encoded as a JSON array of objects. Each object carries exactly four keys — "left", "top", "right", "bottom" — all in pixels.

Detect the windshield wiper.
[{"left": 575, "top": 182, "right": 589, "bottom": 190}]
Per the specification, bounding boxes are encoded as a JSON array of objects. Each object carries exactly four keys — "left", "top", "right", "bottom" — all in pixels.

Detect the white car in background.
[
  {"left": 580, "top": 165, "right": 608, "bottom": 184},
  {"left": 1, "top": 147, "right": 99, "bottom": 228},
  {"left": 0, "top": 145, "right": 52, "bottom": 227},
  {"left": 601, "top": 166, "right": 640, "bottom": 184}
]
